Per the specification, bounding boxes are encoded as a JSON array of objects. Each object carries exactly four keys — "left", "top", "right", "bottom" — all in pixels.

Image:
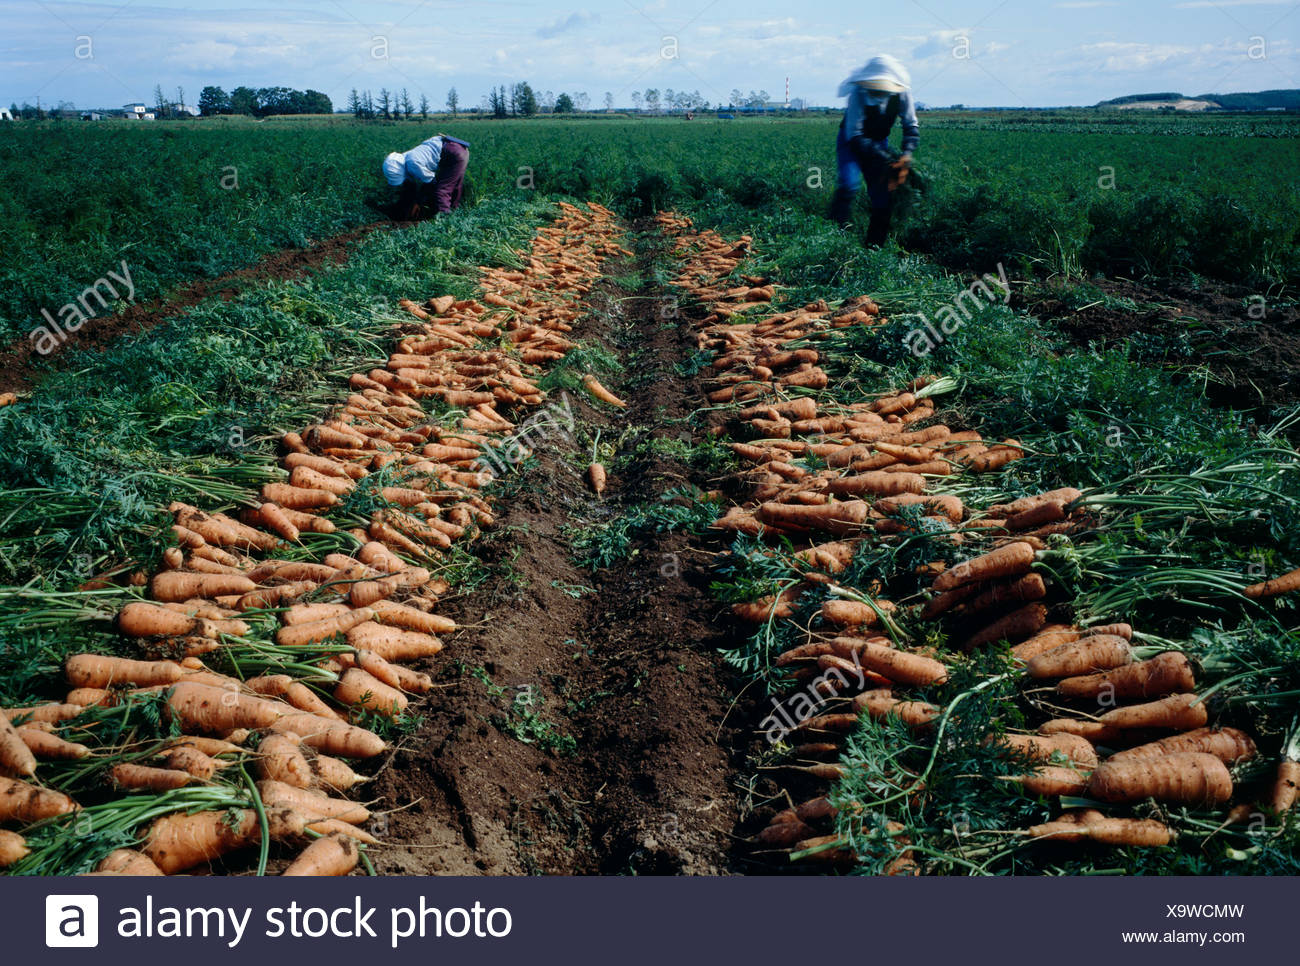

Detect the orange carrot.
[
  {"left": 311, "top": 755, "right": 369, "bottom": 792},
  {"left": 94, "top": 849, "right": 164, "bottom": 875},
  {"left": 1097, "top": 693, "right": 1209, "bottom": 732},
  {"left": 0, "top": 714, "right": 37, "bottom": 777},
  {"left": 66, "top": 655, "right": 184, "bottom": 690},
  {"left": 0, "top": 775, "right": 76, "bottom": 823},
  {"left": 831, "top": 637, "right": 948, "bottom": 687},
  {"left": 151, "top": 571, "right": 256, "bottom": 603},
  {"left": 166, "top": 682, "right": 285, "bottom": 733},
  {"left": 269, "top": 715, "right": 387, "bottom": 759},
  {"left": 1027, "top": 635, "right": 1133, "bottom": 679},
  {"left": 257, "top": 732, "right": 313, "bottom": 788},
  {"left": 1243, "top": 566, "right": 1300, "bottom": 599},
  {"left": 282, "top": 834, "right": 360, "bottom": 876},
  {"left": 144, "top": 807, "right": 305, "bottom": 874},
  {"left": 1272, "top": 760, "right": 1299, "bottom": 814},
  {"left": 369, "top": 598, "right": 455, "bottom": 635},
  {"left": 1087, "top": 752, "right": 1232, "bottom": 805},
  {"left": 1012, "top": 765, "right": 1091, "bottom": 798},
  {"left": 345, "top": 623, "right": 444, "bottom": 662},
  {"left": 1110, "top": 726, "right": 1256, "bottom": 765},
  {"left": 932, "top": 541, "right": 1036, "bottom": 593},
  {"left": 257, "top": 779, "right": 370, "bottom": 824},
  {"left": 581, "top": 374, "right": 627, "bottom": 408},
  {"left": 997, "top": 733, "right": 1098, "bottom": 769},
  {"left": 964, "top": 603, "right": 1049, "bottom": 650},
  {"left": 163, "top": 745, "right": 225, "bottom": 780},
  {"left": 110, "top": 763, "right": 194, "bottom": 791},
  {"left": 1056, "top": 652, "right": 1195, "bottom": 700},
  {"left": 1028, "top": 811, "right": 1170, "bottom": 847},
  {"left": 16, "top": 727, "right": 90, "bottom": 761},
  {"left": 254, "top": 503, "right": 300, "bottom": 542},
  {"left": 274, "top": 607, "right": 376, "bottom": 647},
  {"left": 333, "top": 668, "right": 408, "bottom": 716},
  {"left": 0, "top": 830, "right": 29, "bottom": 867},
  {"left": 587, "top": 463, "right": 607, "bottom": 495}
]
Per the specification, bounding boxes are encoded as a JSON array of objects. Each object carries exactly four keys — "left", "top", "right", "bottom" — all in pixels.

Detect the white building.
[
  {"left": 123, "top": 104, "right": 147, "bottom": 119},
  {"left": 0, "top": 108, "right": 13, "bottom": 121}
]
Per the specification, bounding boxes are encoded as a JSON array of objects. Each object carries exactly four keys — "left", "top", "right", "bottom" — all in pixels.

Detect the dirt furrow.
[{"left": 374, "top": 224, "right": 758, "bottom": 875}]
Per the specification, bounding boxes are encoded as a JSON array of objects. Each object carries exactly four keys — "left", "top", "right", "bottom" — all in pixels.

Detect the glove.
[{"left": 886, "top": 159, "right": 911, "bottom": 192}]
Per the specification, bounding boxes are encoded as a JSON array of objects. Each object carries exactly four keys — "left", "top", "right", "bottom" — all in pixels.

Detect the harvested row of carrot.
[
  {"left": 656, "top": 211, "right": 1293, "bottom": 871},
  {"left": 0, "top": 202, "right": 631, "bottom": 875}
]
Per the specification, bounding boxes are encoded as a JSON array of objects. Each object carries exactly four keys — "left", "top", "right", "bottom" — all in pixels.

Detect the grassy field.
[{"left": 3, "top": 111, "right": 1297, "bottom": 345}]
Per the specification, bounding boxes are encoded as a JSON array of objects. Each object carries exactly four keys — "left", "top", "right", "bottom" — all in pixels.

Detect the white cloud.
[{"left": 537, "top": 11, "right": 600, "bottom": 39}]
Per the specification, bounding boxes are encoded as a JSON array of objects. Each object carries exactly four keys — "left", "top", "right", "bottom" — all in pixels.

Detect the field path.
[
  {"left": 373, "top": 223, "right": 759, "bottom": 875},
  {"left": 0, "top": 220, "right": 394, "bottom": 394}
]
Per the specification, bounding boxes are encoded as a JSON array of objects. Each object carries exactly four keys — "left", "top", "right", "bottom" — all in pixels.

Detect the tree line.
[{"left": 197, "top": 86, "right": 333, "bottom": 117}]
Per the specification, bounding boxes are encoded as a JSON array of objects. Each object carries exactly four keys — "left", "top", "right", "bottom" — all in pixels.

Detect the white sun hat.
[
  {"left": 382, "top": 151, "right": 407, "bottom": 186},
  {"left": 838, "top": 55, "right": 912, "bottom": 97}
]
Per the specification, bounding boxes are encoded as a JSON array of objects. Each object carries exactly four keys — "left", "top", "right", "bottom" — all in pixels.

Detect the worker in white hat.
[
  {"left": 382, "top": 132, "right": 471, "bottom": 220},
  {"left": 831, "top": 54, "right": 919, "bottom": 246}
]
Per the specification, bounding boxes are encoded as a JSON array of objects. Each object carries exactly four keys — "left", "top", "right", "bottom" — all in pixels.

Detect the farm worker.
[
  {"left": 382, "top": 133, "right": 471, "bottom": 219},
  {"left": 830, "top": 54, "right": 919, "bottom": 246}
]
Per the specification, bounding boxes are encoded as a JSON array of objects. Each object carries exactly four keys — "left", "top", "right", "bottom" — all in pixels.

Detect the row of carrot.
[
  {"left": 0, "top": 202, "right": 630, "bottom": 876},
  {"left": 656, "top": 211, "right": 1298, "bottom": 871}
]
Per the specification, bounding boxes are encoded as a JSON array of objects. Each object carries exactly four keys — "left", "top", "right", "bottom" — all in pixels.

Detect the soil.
[
  {"left": 1013, "top": 274, "right": 1300, "bottom": 412},
  {"left": 0, "top": 220, "right": 395, "bottom": 395},
  {"left": 370, "top": 226, "right": 764, "bottom": 875}
]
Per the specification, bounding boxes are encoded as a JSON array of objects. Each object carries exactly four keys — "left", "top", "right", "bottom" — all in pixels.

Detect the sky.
[{"left": 2, "top": 0, "right": 1297, "bottom": 111}]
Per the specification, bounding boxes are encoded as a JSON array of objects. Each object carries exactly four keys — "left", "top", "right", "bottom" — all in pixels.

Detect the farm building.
[
  {"left": 0, "top": 108, "right": 13, "bottom": 121},
  {"left": 123, "top": 103, "right": 148, "bottom": 119},
  {"left": 81, "top": 112, "right": 105, "bottom": 121}
]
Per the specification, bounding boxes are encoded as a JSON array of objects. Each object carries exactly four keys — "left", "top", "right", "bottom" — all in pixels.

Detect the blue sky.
[{"left": 3, "top": 0, "right": 1297, "bottom": 110}]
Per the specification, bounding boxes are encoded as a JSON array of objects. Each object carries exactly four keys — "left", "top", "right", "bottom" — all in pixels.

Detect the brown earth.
[
  {"left": 0, "top": 220, "right": 394, "bottom": 394},
  {"left": 370, "top": 228, "right": 763, "bottom": 875},
  {"left": 1014, "top": 274, "right": 1300, "bottom": 411}
]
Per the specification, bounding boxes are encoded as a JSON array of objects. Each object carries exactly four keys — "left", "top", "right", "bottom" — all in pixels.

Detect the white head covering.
[
  {"left": 382, "top": 151, "right": 407, "bottom": 186},
  {"left": 838, "top": 54, "right": 911, "bottom": 97}
]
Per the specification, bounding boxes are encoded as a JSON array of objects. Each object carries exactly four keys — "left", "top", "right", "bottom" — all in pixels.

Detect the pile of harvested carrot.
[
  {"left": 0, "top": 202, "right": 631, "bottom": 876},
  {"left": 656, "top": 211, "right": 1298, "bottom": 870}
]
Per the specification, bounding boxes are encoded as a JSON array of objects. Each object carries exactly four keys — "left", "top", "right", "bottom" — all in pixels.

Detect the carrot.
[
  {"left": 334, "top": 668, "right": 408, "bottom": 716},
  {"left": 282, "top": 602, "right": 353, "bottom": 625},
  {"left": 821, "top": 599, "right": 894, "bottom": 628},
  {"left": 306, "top": 817, "right": 381, "bottom": 845},
  {"left": 342, "top": 649, "right": 433, "bottom": 694},
  {"left": 16, "top": 727, "right": 90, "bottom": 761},
  {"left": 0, "top": 829, "right": 29, "bottom": 867},
  {"left": 1098, "top": 693, "right": 1209, "bottom": 732},
  {"left": 257, "top": 732, "right": 313, "bottom": 788},
  {"left": 94, "top": 849, "right": 165, "bottom": 875},
  {"left": 1027, "top": 635, "right": 1133, "bottom": 679},
  {"left": 369, "top": 599, "right": 455, "bottom": 635},
  {"left": 150, "top": 571, "right": 256, "bottom": 603},
  {"left": 1038, "top": 718, "right": 1121, "bottom": 744},
  {"left": 167, "top": 735, "right": 242, "bottom": 757},
  {"left": 283, "top": 452, "right": 367, "bottom": 480},
  {"left": 2, "top": 703, "right": 84, "bottom": 724},
  {"left": 166, "top": 682, "right": 285, "bottom": 733},
  {"left": 117, "top": 601, "right": 208, "bottom": 639},
  {"left": 0, "top": 776, "right": 75, "bottom": 823},
  {"left": 1028, "top": 811, "right": 1171, "bottom": 847},
  {"left": 253, "top": 503, "right": 300, "bottom": 542},
  {"left": 852, "top": 690, "right": 940, "bottom": 729},
  {"left": 346, "top": 622, "right": 444, "bottom": 661},
  {"left": 932, "top": 541, "right": 1036, "bottom": 592},
  {"left": 144, "top": 807, "right": 306, "bottom": 874},
  {"left": 164, "top": 745, "right": 225, "bottom": 780},
  {"left": 1012, "top": 765, "right": 1091, "bottom": 798},
  {"left": 282, "top": 834, "right": 360, "bottom": 876},
  {"left": 757, "top": 499, "right": 870, "bottom": 535},
  {"left": 961, "top": 573, "right": 1047, "bottom": 615},
  {"left": 1243, "top": 565, "right": 1300, "bottom": 599},
  {"left": 831, "top": 637, "right": 948, "bottom": 687},
  {"left": 998, "top": 733, "right": 1098, "bottom": 769},
  {"left": 110, "top": 763, "right": 194, "bottom": 791},
  {"left": 349, "top": 568, "right": 431, "bottom": 608},
  {"left": 269, "top": 715, "right": 387, "bottom": 759},
  {"left": 257, "top": 779, "right": 370, "bottom": 824},
  {"left": 587, "top": 463, "right": 607, "bottom": 495},
  {"left": 1087, "top": 752, "right": 1232, "bottom": 805},
  {"left": 0, "top": 714, "right": 37, "bottom": 777},
  {"left": 235, "top": 580, "right": 319, "bottom": 611},
  {"left": 66, "top": 655, "right": 184, "bottom": 690},
  {"left": 581, "top": 374, "right": 627, "bottom": 408},
  {"left": 311, "top": 755, "right": 369, "bottom": 792},
  {"left": 1057, "top": 652, "right": 1195, "bottom": 700},
  {"left": 1271, "top": 760, "right": 1300, "bottom": 814},
  {"left": 357, "top": 541, "right": 408, "bottom": 574},
  {"left": 963, "top": 603, "right": 1048, "bottom": 650},
  {"left": 987, "top": 488, "right": 1083, "bottom": 519},
  {"left": 261, "top": 483, "right": 339, "bottom": 511},
  {"left": 275, "top": 607, "right": 376, "bottom": 647},
  {"left": 1110, "top": 726, "right": 1257, "bottom": 765}
]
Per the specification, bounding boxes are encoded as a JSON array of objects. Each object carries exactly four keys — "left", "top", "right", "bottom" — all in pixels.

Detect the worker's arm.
[
  {"left": 842, "top": 87, "right": 865, "bottom": 140},
  {"left": 898, "top": 92, "right": 919, "bottom": 158}
]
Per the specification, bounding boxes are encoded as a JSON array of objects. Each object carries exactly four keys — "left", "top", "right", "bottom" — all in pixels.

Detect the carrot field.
[{"left": 0, "top": 113, "right": 1297, "bottom": 877}]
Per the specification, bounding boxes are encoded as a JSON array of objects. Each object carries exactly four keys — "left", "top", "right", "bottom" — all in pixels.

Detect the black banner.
[{"left": 13, "top": 875, "right": 1288, "bottom": 962}]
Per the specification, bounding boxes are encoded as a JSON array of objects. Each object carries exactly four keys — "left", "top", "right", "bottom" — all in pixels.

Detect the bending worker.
[
  {"left": 383, "top": 133, "right": 471, "bottom": 220},
  {"left": 830, "top": 54, "right": 919, "bottom": 246}
]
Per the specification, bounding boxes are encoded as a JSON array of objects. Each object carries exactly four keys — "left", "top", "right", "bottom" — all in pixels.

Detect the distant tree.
[
  {"left": 644, "top": 88, "right": 660, "bottom": 113},
  {"left": 229, "top": 86, "right": 258, "bottom": 115},
  {"left": 445, "top": 87, "right": 458, "bottom": 115},
  {"left": 746, "top": 89, "right": 769, "bottom": 108},
  {"left": 574, "top": 91, "right": 590, "bottom": 112},
  {"left": 362, "top": 90, "right": 375, "bottom": 119},
  {"left": 199, "top": 86, "right": 230, "bottom": 116},
  {"left": 603, "top": 91, "right": 613, "bottom": 112},
  {"left": 539, "top": 89, "right": 554, "bottom": 113},
  {"left": 304, "top": 90, "right": 333, "bottom": 114},
  {"left": 554, "top": 93, "right": 574, "bottom": 113},
  {"left": 176, "top": 86, "right": 186, "bottom": 114},
  {"left": 347, "top": 89, "right": 362, "bottom": 117},
  {"left": 663, "top": 88, "right": 675, "bottom": 113},
  {"left": 512, "top": 82, "right": 537, "bottom": 116},
  {"left": 419, "top": 92, "right": 430, "bottom": 119},
  {"left": 378, "top": 88, "right": 392, "bottom": 120},
  {"left": 153, "top": 83, "right": 168, "bottom": 118},
  {"left": 729, "top": 88, "right": 743, "bottom": 109},
  {"left": 399, "top": 88, "right": 413, "bottom": 119},
  {"left": 631, "top": 90, "right": 642, "bottom": 112}
]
